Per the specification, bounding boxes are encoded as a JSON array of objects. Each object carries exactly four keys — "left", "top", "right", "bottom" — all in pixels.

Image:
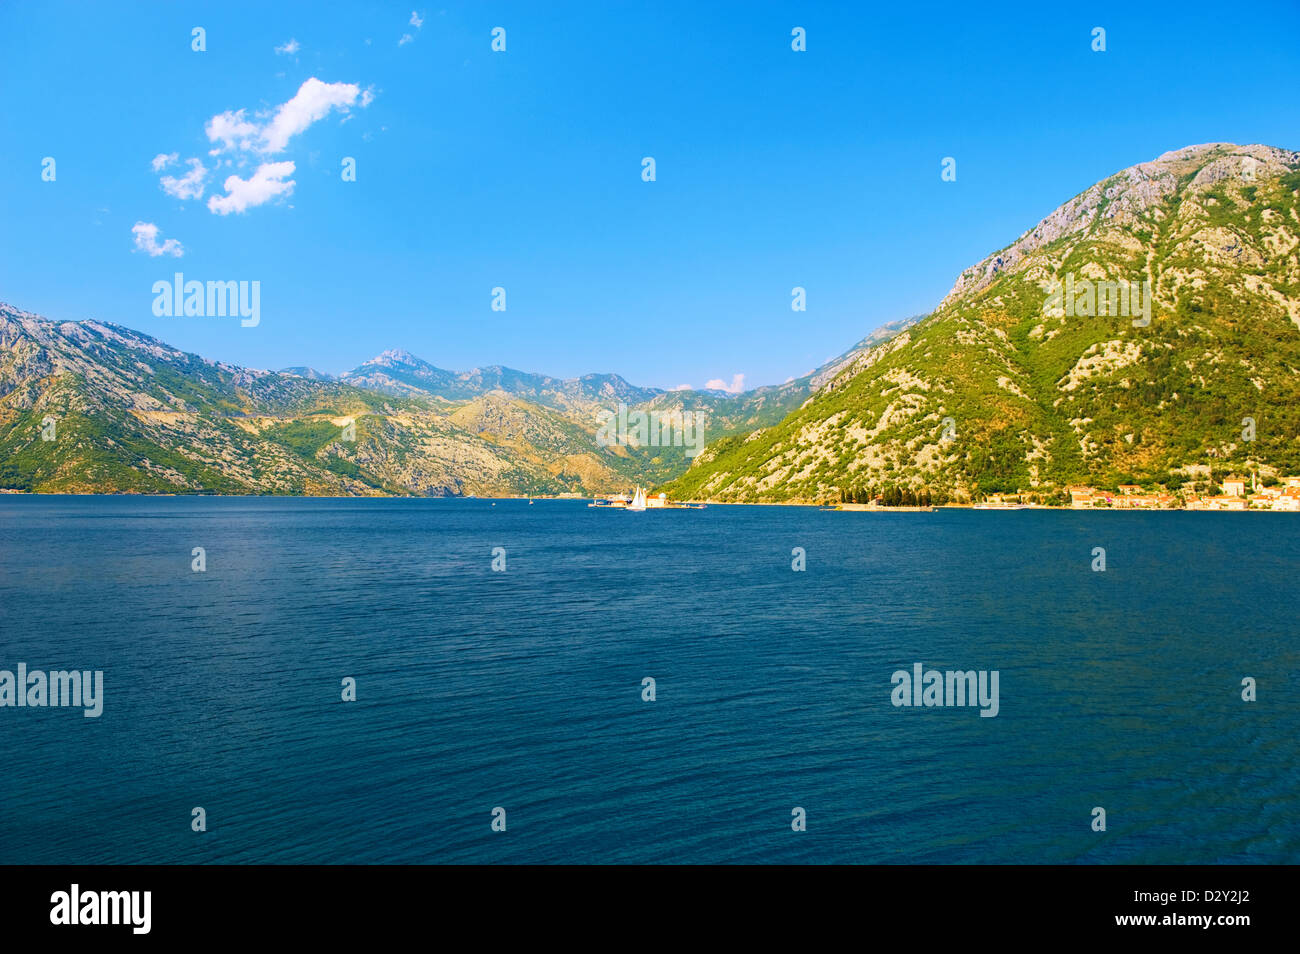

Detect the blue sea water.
[{"left": 0, "top": 496, "right": 1296, "bottom": 864}]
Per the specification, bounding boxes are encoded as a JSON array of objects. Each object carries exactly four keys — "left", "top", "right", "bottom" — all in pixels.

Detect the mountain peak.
[
  {"left": 368, "top": 348, "right": 426, "bottom": 366},
  {"left": 941, "top": 142, "right": 1300, "bottom": 308}
]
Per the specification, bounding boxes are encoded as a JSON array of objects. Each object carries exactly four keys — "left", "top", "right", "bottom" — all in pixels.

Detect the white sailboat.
[{"left": 626, "top": 486, "right": 647, "bottom": 511}]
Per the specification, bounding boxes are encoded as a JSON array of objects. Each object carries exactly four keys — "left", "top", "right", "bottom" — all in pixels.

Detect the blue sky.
[{"left": 2, "top": 1, "right": 1298, "bottom": 391}]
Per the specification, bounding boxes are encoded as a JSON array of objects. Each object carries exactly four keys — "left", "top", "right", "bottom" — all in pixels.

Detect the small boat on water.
[{"left": 587, "top": 489, "right": 704, "bottom": 509}]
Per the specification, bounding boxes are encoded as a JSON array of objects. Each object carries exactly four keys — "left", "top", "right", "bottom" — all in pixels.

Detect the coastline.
[{"left": 0, "top": 488, "right": 1294, "bottom": 512}]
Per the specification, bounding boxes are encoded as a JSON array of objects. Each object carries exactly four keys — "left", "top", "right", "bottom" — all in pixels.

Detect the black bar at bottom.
[{"left": 1, "top": 864, "right": 1280, "bottom": 941}]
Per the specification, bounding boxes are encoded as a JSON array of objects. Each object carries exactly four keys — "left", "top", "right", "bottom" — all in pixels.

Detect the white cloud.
[
  {"left": 205, "top": 109, "right": 262, "bottom": 154},
  {"left": 151, "top": 152, "right": 178, "bottom": 172},
  {"left": 177, "top": 78, "right": 369, "bottom": 218},
  {"left": 275, "top": 38, "right": 300, "bottom": 55},
  {"left": 160, "top": 158, "right": 208, "bottom": 200},
  {"left": 261, "top": 78, "right": 362, "bottom": 153},
  {"left": 401, "top": 10, "right": 424, "bottom": 44},
  {"left": 131, "top": 222, "right": 184, "bottom": 257},
  {"left": 206, "top": 161, "right": 296, "bottom": 215},
  {"left": 670, "top": 384, "right": 692, "bottom": 391},
  {"left": 205, "top": 78, "right": 370, "bottom": 157},
  {"left": 704, "top": 373, "right": 746, "bottom": 393}
]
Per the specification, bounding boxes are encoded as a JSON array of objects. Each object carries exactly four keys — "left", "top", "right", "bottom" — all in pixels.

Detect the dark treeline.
[{"left": 838, "top": 485, "right": 940, "bottom": 507}]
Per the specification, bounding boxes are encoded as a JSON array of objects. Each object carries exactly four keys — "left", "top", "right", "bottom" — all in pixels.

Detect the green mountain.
[
  {"left": 663, "top": 143, "right": 1300, "bottom": 503},
  {"left": 0, "top": 306, "right": 654, "bottom": 495},
  {"left": 0, "top": 302, "right": 915, "bottom": 496}
]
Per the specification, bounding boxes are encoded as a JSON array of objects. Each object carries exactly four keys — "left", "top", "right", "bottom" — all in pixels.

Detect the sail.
[{"left": 628, "top": 486, "right": 647, "bottom": 511}]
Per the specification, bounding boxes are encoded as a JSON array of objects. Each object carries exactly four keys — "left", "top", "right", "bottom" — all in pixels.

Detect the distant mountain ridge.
[
  {"left": 338, "top": 348, "right": 661, "bottom": 414},
  {"left": 335, "top": 323, "right": 926, "bottom": 413},
  {"left": 281, "top": 366, "right": 337, "bottom": 381},
  {"left": 0, "top": 300, "right": 917, "bottom": 495}
]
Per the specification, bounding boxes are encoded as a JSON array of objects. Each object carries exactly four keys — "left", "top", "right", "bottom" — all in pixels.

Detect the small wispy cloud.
[
  {"left": 207, "top": 161, "right": 296, "bottom": 215},
  {"left": 275, "top": 38, "right": 300, "bottom": 56},
  {"left": 705, "top": 373, "right": 746, "bottom": 393},
  {"left": 160, "top": 158, "right": 207, "bottom": 200},
  {"left": 401, "top": 10, "right": 424, "bottom": 45},
  {"left": 131, "top": 222, "right": 184, "bottom": 258},
  {"left": 205, "top": 110, "right": 262, "bottom": 154},
  {"left": 151, "top": 152, "right": 178, "bottom": 172}
]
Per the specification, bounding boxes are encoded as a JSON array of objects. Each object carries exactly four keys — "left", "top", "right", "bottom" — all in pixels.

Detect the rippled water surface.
[{"left": 0, "top": 497, "right": 1296, "bottom": 863}]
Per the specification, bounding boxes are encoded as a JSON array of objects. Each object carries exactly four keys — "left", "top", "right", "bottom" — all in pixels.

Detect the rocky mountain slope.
[
  {"left": 0, "top": 303, "right": 916, "bottom": 495},
  {"left": 663, "top": 143, "right": 1300, "bottom": 503},
  {"left": 0, "top": 307, "right": 648, "bottom": 495}
]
